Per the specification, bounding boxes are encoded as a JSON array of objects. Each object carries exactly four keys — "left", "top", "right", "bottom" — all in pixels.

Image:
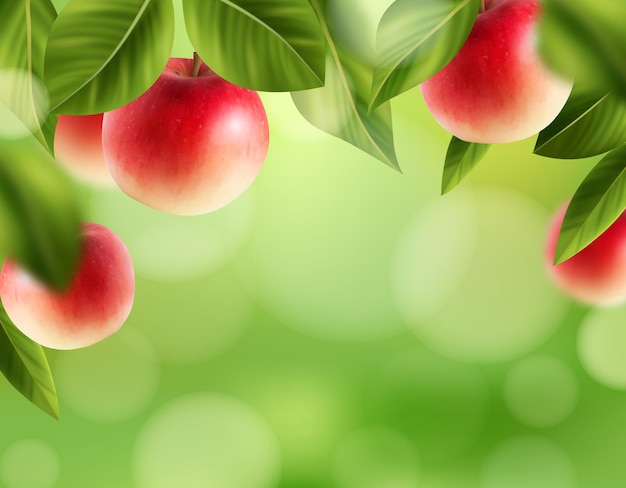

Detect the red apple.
[
  {"left": 545, "top": 204, "right": 626, "bottom": 306},
  {"left": 101, "top": 57, "right": 269, "bottom": 215},
  {"left": 0, "top": 222, "right": 135, "bottom": 350},
  {"left": 420, "top": 0, "right": 573, "bottom": 144},
  {"left": 54, "top": 113, "right": 114, "bottom": 186}
]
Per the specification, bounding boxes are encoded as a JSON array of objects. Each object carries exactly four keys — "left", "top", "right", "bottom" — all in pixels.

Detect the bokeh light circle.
[
  {"left": 503, "top": 355, "right": 578, "bottom": 428},
  {"left": 578, "top": 305, "right": 626, "bottom": 389},
  {"left": 133, "top": 393, "right": 281, "bottom": 488},
  {"left": 0, "top": 439, "right": 60, "bottom": 488},
  {"left": 130, "top": 267, "right": 253, "bottom": 365},
  {"left": 332, "top": 426, "right": 420, "bottom": 488},
  {"left": 54, "top": 327, "right": 160, "bottom": 423},
  {"left": 246, "top": 130, "right": 441, "bottom": 342},
  {"left": 252, "top": 372, "right": 355, "bottom": 478},
  {"left": 392, "top": 186, "right": 569, "bottom": 363},
  {"left": 89, "top": 185, "right": 255, "bottom": 282},
  {"left": 480, "top": 436, "right": 576, "bottom": 488},
  {"left": 391, "top": 187, "right": 478, "bottom": 323},
  {"left": 366, "top": 347, "right": 490, "bottom": 463}
]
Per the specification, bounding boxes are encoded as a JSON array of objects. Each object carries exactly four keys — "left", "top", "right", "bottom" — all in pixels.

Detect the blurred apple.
[
  {"left": 54, "top": 113, "right": 114, "bottom": 186},
  {"left": 420, "top": 0, "right": 573, "bottom": 144},
  {"left": 0, "top": 222, "right": 135, "bottom": 350},
  {"left": 102, "top": 57, "right": 269, "bottom": 215},
  {"left": 545, "top": 204, "right": 626, "bottom": 306}
]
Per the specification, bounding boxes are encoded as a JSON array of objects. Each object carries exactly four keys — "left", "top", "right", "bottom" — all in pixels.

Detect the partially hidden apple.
[
  {"left": 102, "top": 57, "right": 269, "bottom": 215},
  {"left": 545, "top": 204, "right": 626, "bottom": 306},
  {"left": 0, "top": 222, "right": 135, "bottom": 350},
  {"left": 54, "top": 113, "right": 114, "bottom": 186},
  {"left": 420, "top": 0, "right": 573, "bottom": 144}
]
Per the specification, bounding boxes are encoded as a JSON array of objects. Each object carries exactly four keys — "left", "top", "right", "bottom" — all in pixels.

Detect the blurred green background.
[{"left": 2, "top": 1, "right": 626, "bottom": 487}]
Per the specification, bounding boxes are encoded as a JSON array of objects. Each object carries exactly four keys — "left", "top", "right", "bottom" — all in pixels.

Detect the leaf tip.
[{"left": 441, "top": 180, "right": 454, "bottom": 195}]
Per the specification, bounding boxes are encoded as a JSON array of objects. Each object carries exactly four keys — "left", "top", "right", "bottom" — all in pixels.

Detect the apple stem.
[
  {"left": 480, "top": 0, "right": 486, "bottom": 13},
  {"left": 192, "top": 52, "right": 202, "bottom": 77}
]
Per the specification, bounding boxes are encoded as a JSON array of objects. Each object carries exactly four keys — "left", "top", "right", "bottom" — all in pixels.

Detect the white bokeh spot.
[{"left": 133, "top": 393, "right": 281, "bottom": 488}]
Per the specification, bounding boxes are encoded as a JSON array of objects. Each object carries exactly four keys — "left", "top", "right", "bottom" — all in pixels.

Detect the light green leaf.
[
  {"left": 441, "top": 136, "right": 489, "bottom": 194},
  {"left": 0, "top": 303, "right": 58, "bottom": 419},
  {"left": 44, "top": 0, "right": 174, "bottom": 114},
  {"left": 0, "top": 136, "right": 81, "bottom": 289},
  {"left": 535, "top": 87, "right": 626, "bottom": 159},
  {"left": 539, "top": 0, "right": 626, "bottom": 98},
  {"left": 555, "top": 143, "right": 626, "bottom": 264},
  {"left": 292, "top": 0, "right": 398, "bottom": 169},
  {"left": 183, "top": 0, "right": 325, "bottom": 91},
  {"left": 0, "top": 0, "right": 58, "bottom": 154},
  {"left": 370, "top": 0, "right": 479, "bottom": 111}
]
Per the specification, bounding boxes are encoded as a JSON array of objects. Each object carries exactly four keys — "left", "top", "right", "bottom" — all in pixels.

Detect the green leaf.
[
  {"left": 535, "top": 87, "right": 626, "bottom": 159},
  {"left": 370, "top": 0, "right": 479, "bottom": 112},
  {"left": 44, "top": 0, "right": 174, "bottom": 115},
  {"left": 0, "top": 0, "right": 58, "bottom": 154},
  {"left": 0, "top": 303, "right": 58, "bottom": 419},
  {"left": 291, "top": 0, "right": 398, "bottom": 169},
  {"left": 183, "top": 0, "right": 325, "bottom": 92},
  {"left": 0, "top": 136, "right": 81, "bottom": 289},
  {"left": 539, "top": 0, "right": 626, "bottom": 99},
  {"left": 441, "top": 136, "right": 490, "bottom": 194},
  {"left": 554, "top": 143, "right": 626, "bottom": 264}
]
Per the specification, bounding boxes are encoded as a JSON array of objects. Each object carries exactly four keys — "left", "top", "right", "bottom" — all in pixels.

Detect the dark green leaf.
[
  {"left": 370, "top": 0, "right": 479, "bottom": 111},
  {"left": 0, "top": 136, "right": 81, "bottom": 289},
  {"left": 535, "top": 87, "right": 626, "bottom": 159},
  {"left": 183, "top": 0, "right": 325, "bottom": 91},
  {"left": 0, "top": 0, "right": 58, "bottom": 154},
  {"left": 441, "top": 136, "right": 489, "bottom": 194},
  {"left": 44, "top": 0, "right": 174, "bottom": 114},
  {"left": 292, "top": 0, "right": 398, "bottom": 169},
  {"left": 539, "top": 0, "right": 626, "bottom": 98},
  {"left": 0, "top": 303, "right": 58, "bottom": 419},
  {"left": 555, "top": 143, "right": 626, "bottom": 264}
]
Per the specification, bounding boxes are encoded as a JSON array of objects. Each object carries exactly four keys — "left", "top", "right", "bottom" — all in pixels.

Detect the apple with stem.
[
  {"left": 545, "top": 204, "right": 626, "bottom": 306},
  {"left": 54, "top": 113, "right": 114, "bottom": 186},
  {"left": 420, "top": 0, "right": 573, "bottom": 144},
  {"left": 0, "top": 222, "right": 135, "bottom": 350},
  {"left": 102, "top": 54, "right": 269, "bottom": 215}
]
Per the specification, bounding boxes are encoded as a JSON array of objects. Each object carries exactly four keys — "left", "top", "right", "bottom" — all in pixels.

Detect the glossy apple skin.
[
  {"left": 0, "top": 223, "right": 135, "bottom": 350},
  {"left": 420, "top": 0, "right": 573, "bottom": 144},
  {"left": 545, "top": 205, "right": 626, "bottom": 306},
  {"left": 54, "top": 114, "right": 114, "bottom": 186},
  {"left": 102, "top": 58, "right": 269, "bottom": 215}
]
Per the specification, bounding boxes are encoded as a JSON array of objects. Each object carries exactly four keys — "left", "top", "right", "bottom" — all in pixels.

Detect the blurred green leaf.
[
  {"left": 292, "top": 0, "right": 398, "bottom": 169},
  {"left": 0, "top": 136, "right": 81, "bottom": 289},
  {"left": 183, "top": 0, "right": 325, "bottom": 91},
  {"left": 44, "top": 0, "right": 174, "bottom": 114},
  {"left": 0, "top": 303, "right": 58, "bottom": 419},
  {"left": 555, "top": 143, "right": 626, "bottom": 264},
  {"left": 535, "top": 87, "right": 626, "bottom": 159},
  {"left": 0, "top": 0, "right": 58, "bottom": 153},
  {"left": 539, "top": 0, "right": 626, "bottom": 98},
  {"left": 370, "top": 0, "right": 479, "bottom": 112},
  {"left": 441, "top": 136, "right": 489, "bottom": 194}
]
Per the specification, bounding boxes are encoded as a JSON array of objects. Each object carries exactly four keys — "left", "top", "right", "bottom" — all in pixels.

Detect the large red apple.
[
  {"left": 420, "top": 0, "right": 573, "bottom": 144},
  {"left": 101, "top": 57, "right": 269, "bottom": 215},
  {"left": 545, "top": 205, "right": 626, "bottom": 306},
  {"left": 54, "top": 113, "right": 114, "bottom": 186},
  {"left": 0, "top": 222, "right": 135, "bottom": 350}
]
